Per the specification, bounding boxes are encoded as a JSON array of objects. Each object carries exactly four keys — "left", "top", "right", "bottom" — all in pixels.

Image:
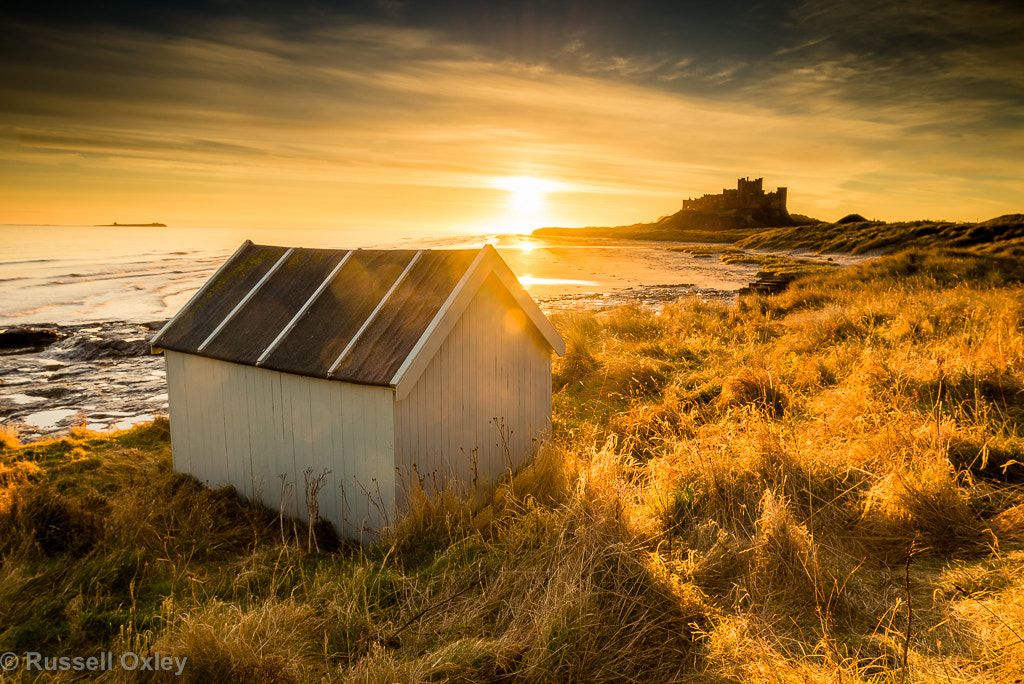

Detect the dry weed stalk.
[
  {"left": 303, "top": 467, "right": 331, "bottom": 553},
  {"left": 278, "top": 473, "right": 294, "bottom": 545}
]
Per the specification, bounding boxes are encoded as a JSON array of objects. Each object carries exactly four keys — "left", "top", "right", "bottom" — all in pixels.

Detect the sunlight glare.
[
  {"left": 495, "top": 177, "right": 560, "bottom": 214},
  {"left": 512, "top": 239, "right": 538, "bottom": 252},
  {"left": 517, "top": 275, "right": 597, "bottom": 287}
]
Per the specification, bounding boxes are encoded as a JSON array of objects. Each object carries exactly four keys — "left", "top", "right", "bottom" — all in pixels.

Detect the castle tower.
[
  {"left": 774, "top": 187, "right": 787, "bottom": 211},
  {"left": 736, "top": 177, "right": 763, "bottom": 197}
]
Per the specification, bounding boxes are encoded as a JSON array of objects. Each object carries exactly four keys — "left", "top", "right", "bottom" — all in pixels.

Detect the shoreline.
[{"left": 0, "top": 283, "right": 743, "bottom": 443}]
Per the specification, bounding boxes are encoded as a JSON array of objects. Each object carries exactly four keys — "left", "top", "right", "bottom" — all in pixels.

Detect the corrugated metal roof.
[{"left": 151, "top": 242, "right": 564, "bottom": 388}]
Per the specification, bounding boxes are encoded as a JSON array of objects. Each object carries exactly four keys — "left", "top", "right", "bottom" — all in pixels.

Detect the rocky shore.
[
  {"left": 0, "top": 284, "right": 742, "bottom": 443},
  {"left": 0, "top": 321, "right": 170, "bottom": 442},
  {"left": 533, "top": 282, "right": 737, "bottom": 312}
]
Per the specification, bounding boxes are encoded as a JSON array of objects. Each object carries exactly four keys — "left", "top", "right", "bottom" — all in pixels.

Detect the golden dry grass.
[{"left": 1, "top": 247, "right": 1023, "bottom": 682}]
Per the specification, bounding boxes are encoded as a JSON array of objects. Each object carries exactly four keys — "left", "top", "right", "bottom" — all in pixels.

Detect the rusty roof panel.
[
  {"left": 334, "top": 249, "right": 477, "bottom": 385},
  {"left": 153, "top": 243, "right": 288, "bottom": 353},
  {"left": 259, "top": 249, "right": 419, "bottom": 379},
  {"left": 198, "top": 247, "right": 349, "bottom": 366}
]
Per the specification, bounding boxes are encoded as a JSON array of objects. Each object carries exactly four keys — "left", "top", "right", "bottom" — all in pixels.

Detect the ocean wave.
[
  {"left": 35, "top": 267, "right": 210, "bottom": 286},
  {"left": 0, "top": 259, "right": 57, "bottom": 266},
  {"left": 2, "top": 302, "right": 67, "bottom": 318}
]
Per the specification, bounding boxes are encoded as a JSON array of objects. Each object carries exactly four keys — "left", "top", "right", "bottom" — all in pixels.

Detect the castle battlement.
[{"left": 683, "top": 177, "right": 787, "bottom": 215}]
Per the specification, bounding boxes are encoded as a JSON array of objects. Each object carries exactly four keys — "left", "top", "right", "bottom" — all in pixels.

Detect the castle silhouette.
[{"left": 682, "top": 177, "right": 787, "bottom": 214}]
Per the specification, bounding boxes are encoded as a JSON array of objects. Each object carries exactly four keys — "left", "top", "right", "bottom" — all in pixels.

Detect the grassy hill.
[
  {"left": 534, "top": 212, "right": 1024, "bottom": 258},
  {"left": 533, "top": 205, "right": 816, "bottom": 243},
  {"left": 2, "top": 246, "right": 1024, "bottom": 682},
  {"left": 736, "top": 214, "right": 1024, "bottom": 255}
]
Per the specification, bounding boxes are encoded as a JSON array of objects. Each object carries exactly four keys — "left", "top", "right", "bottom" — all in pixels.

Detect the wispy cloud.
[{"left": 775, "top": 0, "right": 1024, "bottom": 112}]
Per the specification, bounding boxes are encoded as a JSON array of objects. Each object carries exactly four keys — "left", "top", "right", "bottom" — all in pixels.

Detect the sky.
[{"left": 1, "top": 0, "right": 1023, "bottom": 237}]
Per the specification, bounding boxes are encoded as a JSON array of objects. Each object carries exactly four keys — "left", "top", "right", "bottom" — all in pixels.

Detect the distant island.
[
  {"left": 533, "top": 176, "right": 1024, "bottom": 256},
  {"left": 96, "top": 222, "right": 167, "bottom": 227}
]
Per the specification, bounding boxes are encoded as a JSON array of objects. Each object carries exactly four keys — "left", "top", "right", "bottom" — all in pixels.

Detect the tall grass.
[{"left": 1, "top": 246, "right": 1023, "bottom": 681}]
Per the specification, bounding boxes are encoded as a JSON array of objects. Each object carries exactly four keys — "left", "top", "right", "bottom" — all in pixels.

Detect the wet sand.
[
  {"left": 495, "top": 236, "right": 758, "bottom": 310},
  {"left": 496, "top": 235, "right": 867, "bottom": 311}
]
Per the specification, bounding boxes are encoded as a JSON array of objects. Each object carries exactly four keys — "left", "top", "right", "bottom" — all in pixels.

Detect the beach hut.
[{"left": 150, "top": 241, "right": 564, "bottom": 540}]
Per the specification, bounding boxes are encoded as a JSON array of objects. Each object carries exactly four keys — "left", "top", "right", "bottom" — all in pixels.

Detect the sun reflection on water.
[{"left": 517, "top": 275, "right": 597, "bottom": 287}]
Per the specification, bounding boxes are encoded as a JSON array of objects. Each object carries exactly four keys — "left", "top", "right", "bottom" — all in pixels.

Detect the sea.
[{"left": 0, "top": 224, "right": 802, "bottom": 326}]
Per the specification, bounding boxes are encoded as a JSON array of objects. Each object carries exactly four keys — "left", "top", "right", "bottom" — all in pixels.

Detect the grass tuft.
[{"left": 718, "top": 368, "right": 790, "bottom": 418}]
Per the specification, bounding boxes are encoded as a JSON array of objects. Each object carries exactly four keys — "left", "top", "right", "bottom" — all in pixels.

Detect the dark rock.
[
  {"left": 25, "top": 385, "right": 73, "bottom": 399},
  {"left": 739, "top": 271, "right": 799, "bottom": 296},
  {"left": 51, "top": 337, "right": 153, "bottom": 362},
  {"left": 0, "top": 326, "right": 63, "bottom": 354}
]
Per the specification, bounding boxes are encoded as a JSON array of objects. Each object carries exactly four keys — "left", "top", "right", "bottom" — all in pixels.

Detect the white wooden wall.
[
  {"left": 164, "top": 351, "right": 395, "bottom": 541},
  {"left": 393, "top": 275, "right": 553, "bottom": 504}
]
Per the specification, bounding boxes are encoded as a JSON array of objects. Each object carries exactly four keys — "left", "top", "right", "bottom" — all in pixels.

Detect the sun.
[{"left": 495, "top": 176, "right": 559, "bottom": 214}]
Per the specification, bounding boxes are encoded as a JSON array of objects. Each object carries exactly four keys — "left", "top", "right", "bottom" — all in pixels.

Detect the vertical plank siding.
[
  {"left": 165, "top": 351, "right": 190, "bottom": 475},
  {"left": 393, "top": 275, "right": 553, "bottom": 505},
  {"left": 164, "top": 352, "right": 395, "bottom": 541}
]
